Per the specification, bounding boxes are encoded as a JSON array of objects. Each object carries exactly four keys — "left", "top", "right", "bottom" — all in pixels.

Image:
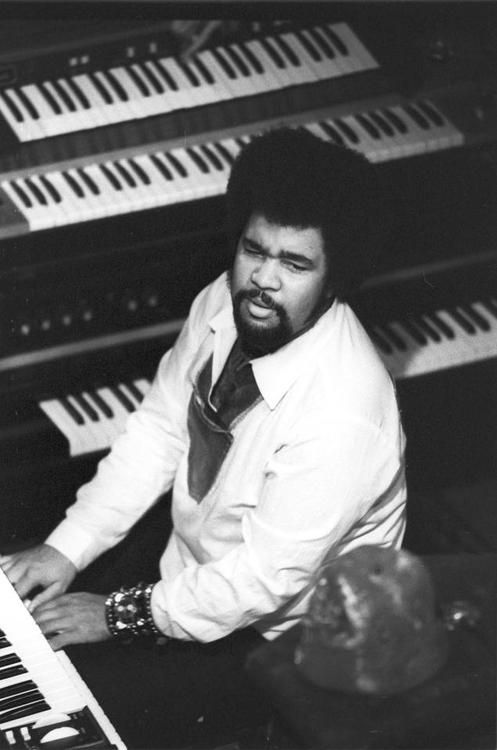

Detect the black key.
[
  {"left": 272, "top": 35, "right": 300, "bottom": 67},
  {"left": 307, "top": 27, "right": 335, "bottom": 59},
  {"left": 0, "top": 680, "right": 37, "bottom": 699},
  {"left": 16, "top": 88, "right": 39, "bottom": 119},
  {"left": 319, "top": 120, "right": 345, "bottom": 146},
  {"left": 212, "top": 48, "right": 237, "bottom": 80},
  {"left": 482, "top": 298, "right": 497, "bottom": 319},
  {"left": 25, "top": 178, "right": 48, "bottom": 206},
  {"left": 0, "top": 699, "right": 50, "bottom": 722},
  {"left": 402, "top": 319, "right": 427, "bottom": 345},
  {"left": 382, "top": 323, "right": 408, "bottom": 351},
  {"left": 60, "top": 396, "right": 85, "bottom": 425},
  {"left": 88, "top": 390, "right": 114, "bottom": 419},
  {"left": 125, "top": 65, "right": 150, "bottom": 96},
  {"left": 39, "top": 82, "right": 62, "bottom": 115},
  {"left": 415, "top": 316, "right": 442, "bottom": 342},
  {"left": 176, "top": 58, "right": 200, "bottom": 86},
  {"left": 187, "top": 147, "right": 210, "bottom": 174},
  {"left": 295, "top": 29, "right": 322, "bottom": 62},
  {"left": 200, "top": 143, "right": 224, "bottom": 171},
  {"left": 126, "top": 381, "right": 145, "bottom": 403},
  {"left": 40, "top": 175, "right": 62, "bottom": 203},
  {"left": 418, "top": 99, "right": 445, "bottom": 127},
  {"left": 404, "top": 103, "right": 430, "bottom": 130},
  {"left": 65, "top": 77, "right": 91, "bottom": 109},
  {"left": 370, "top": 328, "right": 393, "bottom": 355},
  {"left": 429, "top": 312, "right": 455, "bottom": 339},
  {"left": 369, "top": 110, "right": 395, "bottom": 137},
  {"left": 11, "top": 181, "right": 32, "bottom": 208},
  {"left": 447, "top": 308, "right": 477, "bottom": 334},
  {"left": 128, "top": 158, "right": 151, "bottom": 186},
  {"left": 238, "top": 41, "right": 264, "bottom": 73},
  {"left": 104, "top": 70, "right": 129, "bottom": 101},
  {"left": 260, "top": 37, "right": 286, "bottom": 68},
  {"left": 52, "top": 79, "right": 77, "bottom": 112},
  {"left": 382, "top": 107, "right": 408, "bottom": 134},
  {"left": 191, "top": 55, "right": 215, "bottom": 85},
  {"left": 74, "top": 393, "right": 99, "bottom": 422},
  {"left": 0, "top": 638, "right": 11, "bottom": 650},
  {"left": 0, "top": 664, "right": 27, "bottom": 679},
  {"left": 114, "top": 161, "right": 137, "bottom": 188},
  {"left": 62, "top": 171, "right": 85, "bottom": 198},
  {"left": 151, "top": 154, "right": 173, "bottom": 181},
  {"left": 78, "top": 168, "right": 100, "bottom": 195},
  {"left": 1, "top": 90, "right": 24, "bottom": 122},
  {"left": 334, "top": 117, "right": 360, "bottom": 145},
  {"left": 225, "top": 45, "right": 252, "bottom": 76},
  {"left": 213, "top": 141, "right": 235, "bottom": 166},
  {"left": 101, "top": 164, "right": 122, "bottom": 191},
  {"left": 355, "top": 113, "right": 381, "bottom": 140},
  {"left": 139, "top": 63, "right": 164, "bottom": 94},
  {"left": 461, "top": 303, "right": 491, "bottom": 331},
  {"left": 89, "top": 72, "right": 113, "bottom": 105},
  {"left": 0, "top": 689, "right": 42, "bottom": 711},
  {"left": 321, "top": 24, "right": 348, "bottom": 55},
  {"left": 0, "top": 653, "right": 20, "bottom": 668},
  {"left": 111, "top": 385, "right": 135, "bottom": 413},
  {"left": 165, "top": 151, "right": 188, "bottom": 178},
  {"left": 152, "top": 59, "right": 179, "bottom": 91}
]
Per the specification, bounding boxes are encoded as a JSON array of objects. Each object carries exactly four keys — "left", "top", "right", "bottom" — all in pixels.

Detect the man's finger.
[{"left": 28, "top": 582, "right": 63, "bottom": 613}]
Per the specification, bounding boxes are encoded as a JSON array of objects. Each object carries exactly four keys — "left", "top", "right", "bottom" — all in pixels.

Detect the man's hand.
[
  {"left": 0, "top": 544, "right": 77, "bottom": 611},
  {"left": 32, "top": 592, "right": 111, "bottom": 651}
]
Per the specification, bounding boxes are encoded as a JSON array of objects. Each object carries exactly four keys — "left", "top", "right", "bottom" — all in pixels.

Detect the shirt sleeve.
[
  {"left": 45, "top": 286, "right": 211, "bottom": 571},
  {"left": 151, "top": 413, "right": 406, "bottom": 642}
]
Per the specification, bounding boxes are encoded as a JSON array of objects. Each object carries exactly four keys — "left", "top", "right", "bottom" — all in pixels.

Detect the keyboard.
[
  {"left": 0, "top": 22, "right": 378, "bottom": 143},
  {"left": 0, "top": 566, "right": 126, "bottom": 748},
  {"left": 0, "top": 97, "right": 462, "bottom": 236}
]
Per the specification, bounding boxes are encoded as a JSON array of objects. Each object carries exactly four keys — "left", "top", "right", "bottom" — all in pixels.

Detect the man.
[{"left": 0, "top": 128, "right": 406, "bottom": 748}]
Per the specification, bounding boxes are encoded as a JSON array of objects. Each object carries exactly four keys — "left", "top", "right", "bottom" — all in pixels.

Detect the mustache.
[{"left": 244, "top": 288, "right": 276, "bottom": 309}]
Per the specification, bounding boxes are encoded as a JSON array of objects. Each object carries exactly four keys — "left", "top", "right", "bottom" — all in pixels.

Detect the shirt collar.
[{"left": 208, "top": 286, "right": 339, "bottom": 411}]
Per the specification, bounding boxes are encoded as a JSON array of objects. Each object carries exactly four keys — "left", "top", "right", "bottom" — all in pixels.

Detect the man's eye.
[
  {"left": 284, "top": 260, "right": 306, "bottom": 272},
  {"left": 244, "top": 245, "right": 262, "bottom": 256}
]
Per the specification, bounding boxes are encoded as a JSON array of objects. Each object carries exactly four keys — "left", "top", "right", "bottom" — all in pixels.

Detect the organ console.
[{"left": 0, "top": 10, "right": 496, "bottom": 737}]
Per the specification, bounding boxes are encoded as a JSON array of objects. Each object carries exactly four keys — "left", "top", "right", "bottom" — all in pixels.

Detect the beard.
[{"left": 231, "top": 288, "right": 293, "bottom": 357}]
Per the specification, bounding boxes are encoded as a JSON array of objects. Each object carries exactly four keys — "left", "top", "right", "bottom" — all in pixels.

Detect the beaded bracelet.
[{"left": 105, "top": 582, "right": 167, "bottom": 644}]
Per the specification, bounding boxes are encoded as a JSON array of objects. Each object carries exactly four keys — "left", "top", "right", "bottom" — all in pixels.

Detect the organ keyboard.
[
  {"left": 0, "top": 96, "right": 466, "bottom": 237},
  {"left": 0, "top": 567, "right": 125, "bottom": 748},
  {"left": 0, "top": 22, "right": 378, "bottom": 144}
]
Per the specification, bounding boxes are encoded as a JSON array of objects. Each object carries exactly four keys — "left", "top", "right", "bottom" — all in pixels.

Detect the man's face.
[{"left": 230, "top": 213, "right": 332, "bottom": 355}]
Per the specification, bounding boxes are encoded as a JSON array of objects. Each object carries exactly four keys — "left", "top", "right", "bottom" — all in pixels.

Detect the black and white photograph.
[{"left": 0, "top": 2, "right": 496, "bottom": 749}]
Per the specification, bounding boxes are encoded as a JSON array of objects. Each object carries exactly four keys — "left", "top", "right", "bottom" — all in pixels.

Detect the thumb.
[{"left": 28, "top": 582, "right": 63, "bottom": 613}]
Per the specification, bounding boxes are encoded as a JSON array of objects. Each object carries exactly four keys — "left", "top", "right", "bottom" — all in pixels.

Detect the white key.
[
  {"left": 330, "top": 22, "right": 379, "bottom": 71},
  {"left": 71, "top": 74, "right": 113, "bottom": 127},
  {"left": 238, "top": 39, "right": 284, "bottom": 90},
  {"left": 280, "top": 31, "right": 328, "bottom": 82},
  {"left": 2, "top": 178, "right": 55, "bottom": 231},
  {"left": 272, "top": 33, "right": 319, "bottom": 86},
  {"left": 38, "top": 398, "right": 85, "bottom": 456},
  {"left": 65, "top": 394, "right": 108, "bottom": 453},
  {"left": 0, "top": 88, "right": 45, "bottom": 141}
]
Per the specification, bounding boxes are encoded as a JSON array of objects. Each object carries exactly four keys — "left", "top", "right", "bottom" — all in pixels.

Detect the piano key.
[
  {"left": 328, "top": 21, "right": 379, "bottom": 71},
  {"left": 264, "top": 34, "right": 318, "bottom": 87},
  {"left": 0, "top": 88, "right": 46, "bottom": 141},
  {"left": 375, "top": 300, "right": 497, "bottom": 379}
]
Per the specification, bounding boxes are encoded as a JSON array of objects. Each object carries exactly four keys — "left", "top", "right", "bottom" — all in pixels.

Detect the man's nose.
[{"left": 251, "top": 259, "right": 281, "bottom": 290}]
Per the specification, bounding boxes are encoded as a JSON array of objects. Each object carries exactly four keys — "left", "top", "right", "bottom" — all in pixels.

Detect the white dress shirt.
[{"left": 46, "top": 271, "right": 407, "bottom": 642}]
